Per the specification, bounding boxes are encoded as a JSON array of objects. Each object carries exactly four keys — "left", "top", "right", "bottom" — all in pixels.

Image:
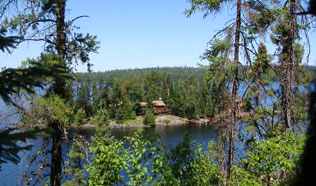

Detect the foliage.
[
  {"left": 186, "top": 146, "right": 223, "bottom": 186},
  {"left": 87, "top": 137, "right": 126, "bottom": 186},
  {"left": 87, "top": 133, "right": 172, "bottom": 186},
  {"left": 1, "top": 0, "right": 99, "bottom": 101},
  {"left": 1, "top": 0, "right": 315, "bottom": 185},
  {"left": 63, "top": 124, "right": 306, "bottom": 186},
  {"left": 75, "top": 80, "right": 93, "bottom": 117},
  {"left": 169, "top": 134, "right": 223, "bottom": 185},
  {"left": 0, "top": 29, "right": 19, "bottom": 52},
  {"left": 115, "top": 97, "right": 136, "bottom": 122},
  {"left": 230, "top": 166, "right": 262, "bottom": 186},
  {"left": 225, "top": 131, "right": 306, "bottom": 185},
  {"left": 169, "top": 133, "right": 194, "bottom": 180},
  {"left": 151, "top": 147, "right": 180, "bottom": 186},
  {"left": 185, "top": 0, "right": 231, "bottom": 17},
  {"left": 243, "top": 132, "right": 305, "bottom": 185},
  {"left": 0, "top": 54, "right": 69, "bottom": 105},
  {"left": 89, "top": 108, "right": 110, "bottom": 127},
  {"left": 64, "top": 137, "right": 89, "bottom": 186},
  {"left": 74, "top": 67, "right": 214, "bottom": 120},
  {"left": 143, "top": 109, "right": 156, "bottom": 127},
  {"left": 84, "top": 133, "right": 225, "bottom": 186},
  {"left": 72, "top": 108, "right": 87, "bottom": 126},
  {"left": 30, "top": 95, "right": 72, "bottom": 126},
  {"left": 124, "top": 134, "right": 153, "bottom": 185},
  {"left": 0, "top": 129, "right": 39, "bottom": 170},
  {"left": 1, "top": 0, "right": 99, "bottom": 67},
  {"left": 23, "top": 95, "right": 85, "bottom": 127}
]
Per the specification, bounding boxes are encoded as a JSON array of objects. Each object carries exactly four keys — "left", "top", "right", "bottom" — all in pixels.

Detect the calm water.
[{"left": 0, "top": 125, "right": 219, "bottom": 186}]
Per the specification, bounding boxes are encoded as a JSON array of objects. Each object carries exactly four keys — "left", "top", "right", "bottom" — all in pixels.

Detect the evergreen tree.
[
  {"left": 1, "top": 1, "right": 98, "bottom": 185},
  {"left": 246, "top": 0, "right": 311, "bottom": 130},
  {"left": 186, "top": 0, "right": 243, "bottom": 181}
]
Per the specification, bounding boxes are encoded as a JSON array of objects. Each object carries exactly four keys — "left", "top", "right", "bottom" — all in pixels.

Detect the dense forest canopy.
[
  {"left": 74, "top": 67, "right": 212, "bottom": 120},
  {"left": 73, "top": 66, "right": 316, "bottom": 122}
]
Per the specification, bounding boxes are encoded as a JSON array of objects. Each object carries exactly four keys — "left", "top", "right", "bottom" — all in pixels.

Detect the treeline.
[
  {"left": 73, "top": 65, "right": 316, "bottom": 122},
  {"left": 73, "top": 67, "right": 215, "bottom": 120}
]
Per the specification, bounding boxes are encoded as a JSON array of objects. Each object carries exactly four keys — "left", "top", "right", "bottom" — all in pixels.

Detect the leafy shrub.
[
  {"left": 170, "top": 134, "right": 222, "bottom": 186},
  {"left": 231, "top": 166, "right": 261, "bottom": 186},
  {"left": 90, "top": 108, "right": 110, "bottom": 127},
  {"left": 81, "top": 131, "right": 304, "bottom": 186},
  {"left": 124, "top": 133, "right": 179, "bottom": 185},
  {"left": 87, "top": 137, "right": 127, "bottom": 186},
  {"left": 239, "top": 132, "right": 305, "bottom": 185},
  {"left": 143, "top": 109, "right": 156, "bottom": 127},
  {"left": 86, "top": 133, "right": 179, "bottom": 185},
  {"left": 72, "top": 108, "right": 87, "bottom": 126},
  {"left": 186, "top": 146, "right": 222, "bottom": 186},
  {"left": 124, "top": 134, "right": 153, "bottom": 185},
  {"left": 114, "top": 98, "right": 136, "bottom": 122}
]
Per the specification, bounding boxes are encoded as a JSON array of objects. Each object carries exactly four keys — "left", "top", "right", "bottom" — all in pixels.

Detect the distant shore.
[
  {"left": 79, "top": 114, "right": 190, "bottom": 129},
  {"left": 15, "top": 114, "right": 218, "bottom": 131}
]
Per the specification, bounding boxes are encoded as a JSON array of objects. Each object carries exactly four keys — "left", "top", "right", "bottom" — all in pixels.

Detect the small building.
[
  {"left": 135, "top": 101, "right": 148, "bottom": 115},
  {"left": 152, "top": 98, "right": 168, "bottom": 114}
]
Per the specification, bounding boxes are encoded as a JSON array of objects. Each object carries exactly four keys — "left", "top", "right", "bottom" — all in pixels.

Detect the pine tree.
[
  {"left": 186, "top": 0, "right": 242, "bottom": 182},
  {"left": 247, "top": 0, "right": 310, "bottom": 130},
  {"left": 1, "top": 1, "right": 98, "bottom": 185}
]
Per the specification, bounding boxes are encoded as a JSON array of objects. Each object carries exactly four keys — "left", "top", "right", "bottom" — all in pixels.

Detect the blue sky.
[{"left": 1, "top": 0, "right": 316, "bottom": 72}]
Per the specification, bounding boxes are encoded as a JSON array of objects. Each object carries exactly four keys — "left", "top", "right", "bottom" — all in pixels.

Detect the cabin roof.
[
  {"left": 152, "top": 100, "right": 166, "bottom": 107},
  {"left": 138, "top": 102, "right": 148, "bottom": 107}
]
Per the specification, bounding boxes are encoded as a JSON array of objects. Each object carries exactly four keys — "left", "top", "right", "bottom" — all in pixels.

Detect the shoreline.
[
  {"left": 79, "top": 114, "right": 190, "bottom": 130},
  {"left": 13, "top": 114, "right": 222, "bottom": 131}
]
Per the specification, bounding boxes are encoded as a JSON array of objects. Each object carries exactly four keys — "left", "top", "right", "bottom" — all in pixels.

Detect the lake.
[{"left": 0, "top": 125, "right": 221, "bottom": 186}]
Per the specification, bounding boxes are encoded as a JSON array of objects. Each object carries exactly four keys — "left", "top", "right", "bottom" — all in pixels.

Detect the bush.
[
  {"left": 23, "top": 95, "right": 74, "bottom": 127},
  {"left": 87, "top": 137, "right": 126, "bottom": 186},
  {"left": 187, "top": 147, "right": 222, "bottom": 186},
  {"left": 90, "top": 108, "right": 110, "bottom": 127},
  {"left": 72, "top": 108, "right": 87, "bottom": 126},
  {"left": 87, "top": 133, "right": 179, "bottom": 186},
  {"left": 236, "top": 132, "right": 305, "bottom": 185},
  {"left": 143, "top": 109, "right": 156, "bottom": 127},
  {"left": 230, "top": 166, "right": 261, "bottom": 186}
]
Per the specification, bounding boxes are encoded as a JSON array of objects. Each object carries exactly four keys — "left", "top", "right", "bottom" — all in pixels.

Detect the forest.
[
  {"left": 0, "top": 0, "right": 316, "bottom": 186},
  {"left": 74, "top": 68, "right": 212, "bottom": 121}
]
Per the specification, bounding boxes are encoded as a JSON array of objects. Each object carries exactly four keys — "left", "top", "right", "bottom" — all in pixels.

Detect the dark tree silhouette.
[
  {"left": 293, "top": 1, "right": 316, "bottom": 184},
  {"left": 0, "top": 129, "right": 41, "bottom": 170},
  {"left": 293, "top": 80, "right": 316, "bottom": 185}
]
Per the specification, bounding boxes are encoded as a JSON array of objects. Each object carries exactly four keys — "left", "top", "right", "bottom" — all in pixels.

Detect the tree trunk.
[
  {"left": 50, "top": 122, "right": 63, "bottom": 186},
  {"left": 53, "top": 0, "right": 69, "bottom": 99},
  {"left": 281, "top": 0, "right": 296, "bottom": 130},
  {"left": 50, "top": 1, "right": 66, "bottom": 186},
  {"left": 56, "top": 0, "right": 66, "bottom": 59},
  {"left": 226, "top": 0, "right": 241, "bottom": 183}
]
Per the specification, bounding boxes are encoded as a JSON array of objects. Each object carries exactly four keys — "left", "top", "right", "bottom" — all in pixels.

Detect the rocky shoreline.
[{"left": 16, "top": 114, "right": 225, "bottom": 131}]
